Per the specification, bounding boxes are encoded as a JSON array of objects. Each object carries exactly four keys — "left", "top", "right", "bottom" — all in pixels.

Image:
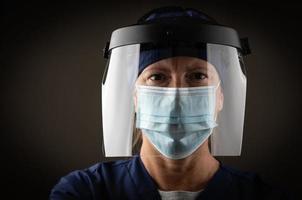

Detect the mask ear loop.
[
  {"left": 214, "top": 81, "right": 221, "bottom": 90},
  {"left": 209, "top": 81, "right": 221, "bottom": 154},
  {"left": 213, "top": 81, "right": 221, "bottom": 122}
]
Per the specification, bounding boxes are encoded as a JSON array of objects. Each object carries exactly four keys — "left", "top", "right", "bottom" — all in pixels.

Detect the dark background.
[{"left": 1, "top": 0, "right": 302, "bottom": 199}]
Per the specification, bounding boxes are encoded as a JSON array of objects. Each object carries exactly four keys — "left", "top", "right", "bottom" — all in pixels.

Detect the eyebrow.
[
  {"left": 142, "top": 58, "right": 212, "bottom": 73},
  {"left": 142, "top": 64, "right": 171, "bottom": 73},
  {"left": 186, "top": 64, "right": 208, "bottom": 70}
]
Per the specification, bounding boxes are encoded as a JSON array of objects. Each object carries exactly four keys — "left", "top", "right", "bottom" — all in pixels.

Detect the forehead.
[{"left": 141, "top": 56, "right": 218, "bottom": 74}]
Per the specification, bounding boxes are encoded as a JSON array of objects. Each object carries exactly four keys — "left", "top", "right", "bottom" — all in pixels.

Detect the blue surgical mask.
[{"left": 135, "top": 84, "right": 219, "bottom": 160}]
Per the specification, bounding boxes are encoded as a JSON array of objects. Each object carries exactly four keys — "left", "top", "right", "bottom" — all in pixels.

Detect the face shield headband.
[{"left": 103, "top": 20, "right": 251, "bottom": 61}]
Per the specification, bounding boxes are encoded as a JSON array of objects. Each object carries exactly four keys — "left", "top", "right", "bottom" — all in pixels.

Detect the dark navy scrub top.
[{"left": 50, "top": 156, "right": 289, "bottom": 200}]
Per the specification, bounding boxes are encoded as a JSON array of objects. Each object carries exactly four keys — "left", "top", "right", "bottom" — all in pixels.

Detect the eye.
[
  {"left": 145, "top": 73, "right": 169, "bottom": 86},
  {"left": 187, "top": 72, "right": 207, "bottom": 81},
  {"left": 149, "top": 73, "right": 166, "bottom": 81}
]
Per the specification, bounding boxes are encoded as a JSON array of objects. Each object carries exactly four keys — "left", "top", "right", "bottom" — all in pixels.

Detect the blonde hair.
[{"left": 132, "top": 114, "right": 142, "bottom": 154}]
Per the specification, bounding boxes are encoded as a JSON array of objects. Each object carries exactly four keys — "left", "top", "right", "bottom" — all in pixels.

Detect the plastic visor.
[{"left": 102, "top": 44, "right": 246, "bottom": 157}]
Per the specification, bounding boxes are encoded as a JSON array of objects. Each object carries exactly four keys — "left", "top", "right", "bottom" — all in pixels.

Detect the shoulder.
[
  {"left": 221, "top": 164, "right": 261, "bottom": 184},
  {"left": 49, "top": 159, "right": 132, "bottom": 200},
  {"left": 219, "top": 164, "right": 292, "bottom": 199}
]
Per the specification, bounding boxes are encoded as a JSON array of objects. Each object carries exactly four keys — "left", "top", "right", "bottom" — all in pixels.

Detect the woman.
[{"left": 50, "top": 6, "right": 289, "bottom": 200}]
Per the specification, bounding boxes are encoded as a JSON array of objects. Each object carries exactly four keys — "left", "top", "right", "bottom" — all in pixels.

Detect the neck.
[{"left": 140, "top": 137, "right": 220, "bottom": 191}]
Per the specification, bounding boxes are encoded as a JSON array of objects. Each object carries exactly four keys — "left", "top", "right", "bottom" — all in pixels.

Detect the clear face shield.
[{"left": 101, "top": 23, "right": 250, "bottom": 159}]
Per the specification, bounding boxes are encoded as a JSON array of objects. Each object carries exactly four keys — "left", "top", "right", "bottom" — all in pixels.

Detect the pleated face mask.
[{"left": 135, "top": 83, "right": 219, "bottom": 160}]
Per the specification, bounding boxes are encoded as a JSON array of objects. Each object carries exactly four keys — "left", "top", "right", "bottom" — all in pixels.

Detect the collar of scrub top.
[{"left": 126, "top": 155, "right": 233, "bottom": 200}]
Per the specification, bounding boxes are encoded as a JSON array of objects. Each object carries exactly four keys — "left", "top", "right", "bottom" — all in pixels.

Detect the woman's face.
[{"left": 135, "top": 56, "right": 224, "bottom": 114}]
